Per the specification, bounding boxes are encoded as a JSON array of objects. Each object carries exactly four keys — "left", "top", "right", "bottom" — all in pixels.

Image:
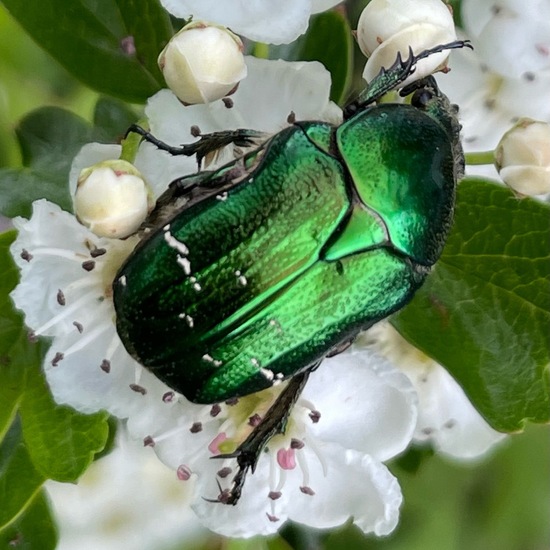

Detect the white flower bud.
[
  {"left": 74, "top": 160, "right": 154, "bottom": 238},
  {"left": 158, "top": 21, "right": 247, "bottom": 105},
  {"left": 494, "top": 118, "right": 550, "bottom": 196},
  {"left": 357, "top": 0, "right": 457, "bottom": 85}
]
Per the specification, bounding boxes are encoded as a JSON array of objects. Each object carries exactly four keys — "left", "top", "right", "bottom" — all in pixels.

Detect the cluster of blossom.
[{"left": 8, "top": 0, "right": 548, "bottom": 543}]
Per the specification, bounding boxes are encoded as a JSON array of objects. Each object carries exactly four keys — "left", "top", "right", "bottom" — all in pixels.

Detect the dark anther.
[
  {"left": 268, "top": 491, "right": 282, "bottom": 500},
  {"left": 81, "top": 260, "right": 96, "bottom": 272},
  {"left": 266, "top": 513, "right": 280, "bottom": 522},
  {"left": 210, "top": 403, "right": 222, "bottom": 417},
  {"left": 287, "top": 111, "right": 296, "bottom": 124},
  {"left": 143, "top": 435, "right": 155, "bottom": 447},
  {"left": 222, "top": 97, "right": 234, "bottom": 108},
  {"left": 217, "top": 467, "right": 232, "bottom": 478},
  {"left": 190, "top": 422, "right": 203, "bottom": 433},
  {"left": 162, "top": 391, "right": 175, "bottom": 403},
  {"left": 248, "top": 413, "right": 262, "bottom": 427},
  {"left": 51, "top": 352, "right": 64, "bottom": 367},
  {"left": 300, "top": 486, "right": 315, "bottom": 496},
  {"left": 100, "top": 359, "right": 111, "bottom": 373},
  {"left": 309, "top": 410, "right": 321, "bottom": 423},
  {"left": 190, "top": 125, "right": 201, "bottom": 137},
  {"left": 129, "top": 383, "right": 147, "bottom": 395},
  {"left": 73, "top": 321, "right": 84, "bottom": 333},
  {"left": 20, "top": 249, "right": 33, "bottom": 262},
  {"left": 225, "top": 397, "right": 239, "bottom": 406},
  {"left": 290, "top": 438, "right": 305, "bottom": 449},
  {"left": 56, "top": 289, "right": 66, "bottom": 306},
  {"left": 90, "top": 247, "right": 107, "bottom": 258}
]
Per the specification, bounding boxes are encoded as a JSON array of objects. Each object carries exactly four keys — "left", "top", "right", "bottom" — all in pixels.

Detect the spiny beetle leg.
[
  {"left": 208, "top": 362, "right": 321, "bottom": 505},
  {"left": 126, "top": 124, "right": 266, "bottom": 168},
  {"left": 344, "top": 39, "right": 472, "bottom": 119}
]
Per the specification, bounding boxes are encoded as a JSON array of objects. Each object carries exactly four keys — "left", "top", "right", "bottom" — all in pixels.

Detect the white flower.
[
  {"left": 159, "top": 0, "right": 342, "bottom": 44},
  {"left": 10, "top": 58, "right": 418, "bottom": 537},
  {"left": 46, "top": 429, "right": 207, "bottom": 550},
  {"left": 435, "top": 2, "right": 550, "bottom": 180},
  {"left": 357, "top": 0, "right": 457, "bottom": 87},
  {"left": 128, "top": 350, "right": 417, "bottom": 537},
  {"left": 494, "top": 118, "right": 550, "bottom": 195},
  {"left": 158, "top": 22, "right": 247, "bottom": 105},
  {"left": 462, "top": 0, "right": 550, "bottom": 78},
  {"left": 10, "top": 199, "right": 418, "bottom": 536},
  {"left": 74, "top": 159, "right": 154, "bottom": 238},
  {"left": 361, "top": 323, "right": 506, "bottom": 460}
]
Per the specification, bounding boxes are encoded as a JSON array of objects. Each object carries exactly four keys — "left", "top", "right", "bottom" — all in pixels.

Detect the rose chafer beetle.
[{"left": 113, "top": 41, "right": 470, "bottom": 503}]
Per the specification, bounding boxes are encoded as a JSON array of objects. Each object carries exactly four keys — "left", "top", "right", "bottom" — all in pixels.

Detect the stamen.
[
  {"left": 30, "top": 247, "right": 88, "bottom": 262},
  {"left": 217, "top": 467, "right": 232, "bottom": 478},
  {"left": 305, "top": 435, "right": 328, "bottom": 477},
  {"left": 162, "top": 391, "right": 175, "bottom": 403},
  {"left": 177, "top": 464, "right": 192, "bottom": 481},
  {"left": 129, "top": 383, "right": 147, "bottom": 395},
  {"left": 296, "top": 447, "right": 310, "bottom": 488},
  {"left": 33, "top": 293, "right": 95, "bottom": 336},
  {"left": 143, "top": 435, "right": 155, "bottom": 447},
  {"left": 149, "top": 423, "right": 188, "bottom": 444},
  {"left": 62, "top": 323, "right": 110, "bottom": 357}
]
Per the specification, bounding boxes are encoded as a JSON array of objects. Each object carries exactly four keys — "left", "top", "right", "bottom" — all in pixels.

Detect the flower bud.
[
  {"left": 74, "top": 160, "right": 154, "bottom": 238},
  {"left": 494, "top": 118, "right": 550, "bottom": 196},
  {"left": 158, "top": 21, "right": 247, "bottom": 105},
  {"left": 357, "top": 0, "right": 457, "bottom": 86}
]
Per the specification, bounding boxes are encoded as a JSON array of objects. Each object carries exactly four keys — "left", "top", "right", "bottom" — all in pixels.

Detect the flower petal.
[
  {"left": 406, "top": 361, "right": 506, "bottom": 459},
  {"left": 286, "top": 443, "right": 402, "bottom": 536},
  {"left": 159, "top": 0, "right": 313, "bottom": 44},
  {"left": 302, "top": 350, "right": 417, "bottom": 461}
]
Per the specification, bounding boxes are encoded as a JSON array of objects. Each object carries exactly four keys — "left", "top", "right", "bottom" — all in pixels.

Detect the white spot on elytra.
[
  {"left": 178, "top": 313, "right": 194, "bottom": 327},
  {"left": 163, "top": 228, "right": 189, "bottom": 255},
  {"left": 119, "top": 275, "right": 127, "bottom": 287},
  {"left": 259, "top": 368, "right": 274, "bottom": 381},
  {"left": 177, "top": 255, "right": 192, "bottom": 275},
  {"left": 216, "top": 192, "right": 228, "bottom": 201},
  {"left": 235, "top": 270, "right": 247, "bottom": 286},
  {"left": 202, "top": 354, "right": 214, "bottom": 362}
]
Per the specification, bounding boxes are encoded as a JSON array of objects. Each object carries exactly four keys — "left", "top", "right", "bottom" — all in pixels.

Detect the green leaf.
[
  {"left": 92, "top": 96, "right": 139, "bottom": 143},
  {"left": 269, "top": 11, "right": 353, "bottom": 104},
  {"left": 0, "top": 108, "right": 94, "bottom": 217},
  {"left": 2, "top": 0, "right": 172, "bottom": 102},
  {"left": 0, "top": 230, "right": 109, "bottom": 482},
  {"left": 19, "top": 361, "right": 109, "bottom": 482},
  {"left": 393, "top": 178, "right": 550, "bottom": 432},
  {"left": 0, "top": 489, "right": 58, "bottom": 550},
  {"left": 0, "top": 418, "right": 45, "bottom": 530}
]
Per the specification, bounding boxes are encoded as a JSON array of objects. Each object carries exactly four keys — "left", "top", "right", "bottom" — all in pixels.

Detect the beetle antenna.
[{"left": 344, "top": 39, "right": 472, "bottom": 119}]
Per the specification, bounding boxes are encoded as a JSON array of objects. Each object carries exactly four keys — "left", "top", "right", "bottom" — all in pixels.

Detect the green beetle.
[{"left": 113, "top": 44, "right": 466, "bottom": 407}]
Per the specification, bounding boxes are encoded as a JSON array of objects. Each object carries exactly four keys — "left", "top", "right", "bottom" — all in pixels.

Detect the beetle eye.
[{"left": 411, "top": 89, "right": 433, "bottom": 109}]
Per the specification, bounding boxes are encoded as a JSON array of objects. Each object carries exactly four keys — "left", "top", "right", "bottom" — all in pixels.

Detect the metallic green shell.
[{"left": 114, "top": 86, "right": 460, "bottom": 404}]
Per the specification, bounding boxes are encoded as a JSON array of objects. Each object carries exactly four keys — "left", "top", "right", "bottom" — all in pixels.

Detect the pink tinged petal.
[
  {"left": 302, "top": 350, "right": 417, "bottom": 461},
  {"left": 409, "top": 362, "right": 506, "bottom": 459},
  {"left": 159, "top": 0, "right": 312, "bottom": 44},
  {"left": 286, "top": 443, "right": 402, "bottom": 536},
  {"left": 208, "top": 432, "right": 227, "bottom": 455},
  {"left": 277, "top": 448, "right": 296, "bottom": 470}
]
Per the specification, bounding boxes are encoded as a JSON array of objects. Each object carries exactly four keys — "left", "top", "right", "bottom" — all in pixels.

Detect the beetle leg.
[
  {"left": 344, "top": 39, "right": 472, "bottom": 119},
  {"left": 126, "top": 124, "right": 266, "bottom": 168},
  {"left": 209, "top": 362, "right": 321, "bottom": 505}
]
